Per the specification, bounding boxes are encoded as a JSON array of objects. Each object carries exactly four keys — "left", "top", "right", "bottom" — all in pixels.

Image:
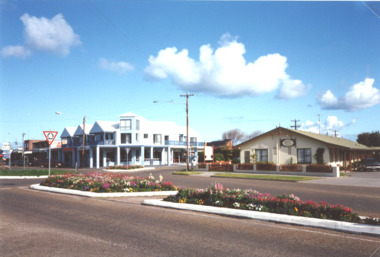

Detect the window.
[
  {"left": 105, "top": 133, "right": 114, "bottom": 140},
  {"left": 190, "top": 137, "right": 197, "bottom": 142},
  {"left": 256, "top": 149, "right": 268, "bottom": 163},
  {"left": 297, "top": 148, "right": 311, "bottom": 163},
  {"left": 136, "top": 120, "right": 140, "bottom": 130},
  {"left": 179, "top": 134, "right": 184, "bottom": 142},
  {"left": 136, "top": 133, "right": 140, "bottom": 143},
  {"left": 144, "top": 134, "right": 148, "bottom": 139},
  {"left": 153, "top": 134, "right": 162, "bottom": 144},
  {"left": 121, "top": 133, "right": 131, "bottom": 144},
  {"left": 120, "top": 119, "right": 131, "bottom": 130}
]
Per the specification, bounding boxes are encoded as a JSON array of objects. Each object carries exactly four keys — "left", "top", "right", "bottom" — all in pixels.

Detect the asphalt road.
[{"left": 1, "top": 169, "right": 380, "bottom": 256}]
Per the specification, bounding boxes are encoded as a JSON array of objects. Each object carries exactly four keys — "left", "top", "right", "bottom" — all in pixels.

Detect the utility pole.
[
  {"left": 22, "top": 133, "right": 25, "bottom": 170},
  {"left": 82, "top": 116, "right": 85, "bottom": 168},
  {"left": 180, "top": 92, "right": 194, "bottom": 171},
  {"left": 291, "top": 119, "right": 300, "bottom": 130}
]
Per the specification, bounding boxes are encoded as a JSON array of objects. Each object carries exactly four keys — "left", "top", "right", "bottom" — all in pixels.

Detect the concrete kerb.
[
  {"left": 142, "top": 199, "right": 380, "bottom": 237},
  {"left": 0, "top": 176, "right": 48, "bottom": 179},
  {"left": 30, "top": 184, "right": 178, "bottom": 198},
  {"left": 102, "top": 167, "right": 156, "bottom": 172}
]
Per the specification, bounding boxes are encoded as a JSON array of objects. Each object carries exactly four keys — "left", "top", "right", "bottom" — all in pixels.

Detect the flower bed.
[
  {"left": 280, "top": 164, "right": 302, "bottom": 172},
  {"left": 40, "top": 173, "right": 176, "bottom": 193},
  {"left": 256, "top": 162, "right": 277, "bottom": 171},
  {"left": 106, "top": 165, "right": 144, "bottom": 170},
  {"left": 306, "top": 164, "right": 332, "bottom": 173},
  {"left": 164, "top": 183, "right": 380, "bottom": 225},
  {"left": 209, "top": 163, "right": 234, "bottom": 172},
  {"left": 236, "top": 163, "right": 254, "bottom": 170}
]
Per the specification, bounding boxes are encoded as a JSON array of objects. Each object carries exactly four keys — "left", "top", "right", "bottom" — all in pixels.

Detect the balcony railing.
[
  {"left": 72, "top": 140, "right": 116, "bottom": 147},
  {"left": 165, "top": 140, "right": 205, "bottom": 147}
]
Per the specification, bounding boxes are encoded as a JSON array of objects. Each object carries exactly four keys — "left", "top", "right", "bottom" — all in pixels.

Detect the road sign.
[{"left": 43, "top": 131, "right": 58, "bottom": 145}]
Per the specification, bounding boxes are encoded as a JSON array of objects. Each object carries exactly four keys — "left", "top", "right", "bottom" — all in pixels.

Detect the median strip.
[
  {"left": 30, "top": 184, "right": 178, "bottom": 197},
  {"left": 142, "top": 199, "right": 380, "bottom": 237}
]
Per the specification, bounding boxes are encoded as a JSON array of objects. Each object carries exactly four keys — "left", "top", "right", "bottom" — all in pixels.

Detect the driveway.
[{"left": 301, "top": 171, "right": 380, "bottom": 188}]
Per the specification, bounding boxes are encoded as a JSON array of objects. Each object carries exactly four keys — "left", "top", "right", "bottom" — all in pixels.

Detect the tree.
[
  {"left": 357, "top": 131, "right": 380, "bottom": 147},
  {"left": 222, "top": 129, "right": 247, "bottom": 146},
  {"left": 222, "top": 129, "right": 262, "bottom": 146}
]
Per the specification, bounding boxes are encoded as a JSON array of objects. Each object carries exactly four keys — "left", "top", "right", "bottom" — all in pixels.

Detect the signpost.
[{"left": 43, "top": 131, "right": 58, "bottom": 176}]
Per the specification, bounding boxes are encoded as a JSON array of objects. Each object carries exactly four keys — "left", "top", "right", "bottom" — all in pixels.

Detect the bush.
[
  {"left": 280, "top": 164, "right": 302, "bottom": 172},
  {"left": 306, "top": 164, "right": 332, "bottom": 173},
  {"left": 236, "top": 163, "right": 253, "bottom": 170},
  {"left": 214, "top": 153, "right": 224, "bottom": 162},
  {"left": 209, "top": 163, "right": 233, "bottom": 171},
  {"left": 256, "top": 162, "right": 276, "bottom": 171}
]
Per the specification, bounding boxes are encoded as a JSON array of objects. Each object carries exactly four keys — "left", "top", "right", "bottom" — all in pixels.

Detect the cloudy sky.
[{"left": 1, "top": 1, "right": 380, "bottom": 145}]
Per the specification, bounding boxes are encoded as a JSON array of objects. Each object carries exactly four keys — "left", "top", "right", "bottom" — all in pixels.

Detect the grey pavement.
[
  {"left": 300, "top": 171, "right": 380, "bottom": 188},
  {"left": 193, "top": 170, "right": 380, "bottom": 188}
]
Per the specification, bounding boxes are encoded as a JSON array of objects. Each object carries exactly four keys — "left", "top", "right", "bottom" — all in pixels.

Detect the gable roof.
[
  {"left": 237, "top": 127, "right": 370, "bottom": 151},
  {"left": 90, "top": 121, "right": 119, "bottom": 134},
  {"left": 60, "top": 127, "right": 76, "bottom": 138},
  {"left": 73, "top": 124, "right": 93, "bottom": 137}
]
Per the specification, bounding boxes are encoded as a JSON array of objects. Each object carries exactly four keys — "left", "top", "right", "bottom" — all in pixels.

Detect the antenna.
[{"left": 318, "top": 114, "right": 321, "bottom": 134}]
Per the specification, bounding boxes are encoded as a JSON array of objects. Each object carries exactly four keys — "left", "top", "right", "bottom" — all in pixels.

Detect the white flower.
[
  {"left": 124, "top": 188, "right": 130, "bottom": 192},
  {"left": 233, "top": 202, "right": 240, "bottom": 208},
  {"left": 247, "top": 203, "right": 255, "bottom": 210}
]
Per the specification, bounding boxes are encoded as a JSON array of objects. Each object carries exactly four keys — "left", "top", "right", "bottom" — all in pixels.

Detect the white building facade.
[
  {"left": 238, "top": 127, "right": 373, "bottom": 170},
  {"left": 60, "top": 112, "right": 204, "bottom": 168}
]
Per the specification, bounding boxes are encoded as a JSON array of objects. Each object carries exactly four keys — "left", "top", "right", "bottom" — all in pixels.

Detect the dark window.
[
  {"left": 297, "top": 148, "right": 311, "bottom": 163},
  {"left": 121, "top": 133, "right": 131, "bottom": 144},
  {"left": 256, "top": 149, "right": 268, "bottom": 163}
]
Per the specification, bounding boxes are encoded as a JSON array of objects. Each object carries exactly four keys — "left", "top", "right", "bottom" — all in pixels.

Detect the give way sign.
[{"left": 43, "top": 131, "right": 58, "bottom": 145}]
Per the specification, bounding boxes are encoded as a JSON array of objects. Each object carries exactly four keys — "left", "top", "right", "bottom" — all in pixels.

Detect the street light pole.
[
  {"left": 180, "top": 92, "right": 194, "bottom": 171},
  {"left": 22, "top": 133, "right": 26, "bottom": 170}
]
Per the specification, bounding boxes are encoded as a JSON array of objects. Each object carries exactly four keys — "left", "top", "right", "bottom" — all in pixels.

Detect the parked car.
[
  {"left": 11, "top": 160, "right": 31, "bottom": 167},
  {"left": 35, "top": 160, "right": 63, "bottom": 168},
  {"left": 357, "top": 158, "right": 380, "bottom": 171}
]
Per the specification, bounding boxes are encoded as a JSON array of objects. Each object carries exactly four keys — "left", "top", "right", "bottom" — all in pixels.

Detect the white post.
[{"left": 48, "top": 144, "right": 51, "bottom": 176}]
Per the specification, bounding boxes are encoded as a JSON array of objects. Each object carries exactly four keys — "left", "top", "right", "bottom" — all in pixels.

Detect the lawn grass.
[
  {"left": 212, "top": 173, "right": 320, "bottom": 182},
  {"left": 173, "top": 171, "right": 203, "bottom": 175},
  {"left": 0, "top": 169, "right": 77, "bottom": 176}
]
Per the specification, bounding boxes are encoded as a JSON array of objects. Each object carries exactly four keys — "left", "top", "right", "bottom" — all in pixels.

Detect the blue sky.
[{"left": 1, "top": 0, "right": 380, "bottom": 146}]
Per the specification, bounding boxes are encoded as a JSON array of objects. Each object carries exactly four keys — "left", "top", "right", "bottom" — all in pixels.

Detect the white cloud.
[
  {"left": 324, "top": 116, "right": 344, "bottom": 131},
  {"left": 21, "top": 13, "right": 81, "bottom": 56},
  {"left": 144, "top": 33, "right": 308, "bottom": 98},
  {"left": 300, "top": 116, "right": 345, "bottom": 136},
  {"left": 1, "top": 13, "right": 80, "bottom": 58},
  {"left": 276, "top": 79, "right": 310, "bottom": 99},
  {"left": 98, "top": 58, "right": 134, "bottom": 74},
  {"left": 1, "top": 45, "right": 31, "bottom": 58},
  {"left": 318, "top": 78, "right": 380, "bottom": 111}
]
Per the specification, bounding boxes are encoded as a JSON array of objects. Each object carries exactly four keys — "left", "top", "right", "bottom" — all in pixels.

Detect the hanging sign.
[
  {"left": 43, "top": 131, "right": 58, "bottom": 145},
  {"left": 281, "top": 139, "right": 296, "bottom": 147}
]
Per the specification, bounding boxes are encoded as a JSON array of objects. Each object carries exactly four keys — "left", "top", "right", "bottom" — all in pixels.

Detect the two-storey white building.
[{"left": 60, "top": 112, "right": 204, "bottom": 168}]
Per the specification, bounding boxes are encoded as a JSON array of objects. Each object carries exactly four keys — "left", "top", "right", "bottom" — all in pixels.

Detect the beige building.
[{"left": 237, "top": 127, "right": 374, "bottom": 171}]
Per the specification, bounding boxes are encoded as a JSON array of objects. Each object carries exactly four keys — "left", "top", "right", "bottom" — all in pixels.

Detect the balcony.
[{"left": 165, "top": 140, "right": 205, "bottom": 147}]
